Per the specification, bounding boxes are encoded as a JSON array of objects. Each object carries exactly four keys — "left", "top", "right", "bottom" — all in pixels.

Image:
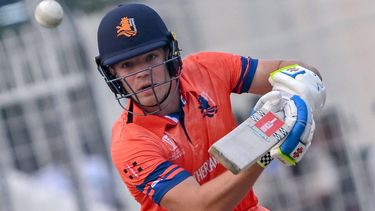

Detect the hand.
[
  {"left": 253, "top": 91, "right": 315, "bottom": 167},
  {"left": 269, "top": 94, "right": 315, "bottom": 166},
  {"left": 269, "top": 64, "right": 326, "bottom": 116}
]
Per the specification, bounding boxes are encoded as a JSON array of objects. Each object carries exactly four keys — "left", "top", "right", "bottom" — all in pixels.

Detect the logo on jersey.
[
  {"left": 116, "top": 17, "right": 137, "bottom": 37},
  {"left": 194, "top": 156, "right": 218, "bottom": 183},
  {"left": 123, "top": 161, "right": 143, "bottom": 180},
  {"left": 198, "top": 92, "right": 218, "bottom": 118},
  {"left": 162, "top": 133, "right": 184, "bottom": 160},
  {"left": 151, "top": 178, "right": 164, "bottom": 188}
]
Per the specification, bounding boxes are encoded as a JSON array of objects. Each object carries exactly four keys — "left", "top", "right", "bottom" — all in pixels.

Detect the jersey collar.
[{"left": 122, "top": 100, "right": 179, "bottom": 138}]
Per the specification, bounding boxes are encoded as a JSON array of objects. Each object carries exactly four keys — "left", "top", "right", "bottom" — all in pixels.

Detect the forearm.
[
  {"left": 199, "top": 164, "right": 264, "bottom": 211},
  {"left": 161, "top": 164, "right": 264, "bottom": 211},
  {"left": 250, "top": 59, "right": 321, "bottom": 94}
]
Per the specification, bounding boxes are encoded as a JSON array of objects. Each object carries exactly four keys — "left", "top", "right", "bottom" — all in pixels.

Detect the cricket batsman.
[{"left": 95, "top": 3, "right": 326, "bottom": 211}]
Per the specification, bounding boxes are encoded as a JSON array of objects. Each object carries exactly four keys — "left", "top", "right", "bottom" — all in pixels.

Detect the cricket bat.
[{"left": 209, "top": 109, "right": 291, "bottom": 174}]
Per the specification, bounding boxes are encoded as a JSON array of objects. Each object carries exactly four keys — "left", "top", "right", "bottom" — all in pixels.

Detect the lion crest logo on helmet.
[{"left": 116, "top": 17, "right": 137, "bottom": 37}]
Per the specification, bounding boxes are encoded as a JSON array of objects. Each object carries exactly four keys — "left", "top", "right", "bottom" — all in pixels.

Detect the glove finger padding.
[
  {"left": 291, "top": 113, "right": 315, "bottom": 163},
  {"left": 270, "top": 95, "right": 315, "bottom": 166},
  {"left": 254, "top": 91, "right": 298, "bottom": 168},
  {"left": 252, "top": 91, "right": 289, "bottom": 121},
  {"left": 253, "top": 91, "right": 300, "bottom": 137},
  {"left": 253, "top": 91, "right": 283, "bottom": 112}
]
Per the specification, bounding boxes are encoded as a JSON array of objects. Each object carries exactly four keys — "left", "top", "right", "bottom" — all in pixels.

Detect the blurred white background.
[{"left": 0, "top": 0, "right": 374, "bottom": 210}]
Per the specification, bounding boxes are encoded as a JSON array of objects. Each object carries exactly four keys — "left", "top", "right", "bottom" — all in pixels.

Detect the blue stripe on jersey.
[
  {"left": 232, "top": 56, "right": 249, "bottom": 93},
  {"left": 239, "top": 58, "right": 258, "bottom": 93},
  {"left": 145, "top": 165, "right": 179, "bottom": 196},
  {"left": 136, "top": 161, "right": 171, "bottom": 192},
  {"left": 136, "top": 161, "right": 191, "bottom": 205},
  {"left": 166, "top": 112, "right": 179, "bottom": 119},
  {"left": 153, "top": 169, "right": 191, "bottom": 204}
]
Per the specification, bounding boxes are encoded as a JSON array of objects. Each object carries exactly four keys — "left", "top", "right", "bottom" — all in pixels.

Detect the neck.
[
  {"left": 141, "top": 80, "right": 180, "bottom": 116},
  {"left": 158, "top": 94, "right": 179, "bottom": 116},
  {"left": 156, "top": 82, "right": 180, "bottom": 116}
]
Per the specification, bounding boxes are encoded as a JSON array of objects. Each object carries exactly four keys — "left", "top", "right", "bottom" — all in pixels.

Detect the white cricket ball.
[{"left": 34, "top": 0, "right": 64, "bottom": 28}]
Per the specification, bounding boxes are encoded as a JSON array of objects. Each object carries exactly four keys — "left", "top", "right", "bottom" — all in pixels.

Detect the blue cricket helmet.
[
  {"left": 95, "top": 3, "right": 182, "bottom": 98},
  {"left": 97, "top": 3, "right": 172, "bottom": 66}
]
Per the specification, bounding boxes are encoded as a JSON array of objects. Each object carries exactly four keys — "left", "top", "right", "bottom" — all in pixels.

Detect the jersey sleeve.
[
  {"left": 111, "top": 131, "right": 191, "bottom": 205},
  {"left": 135, "top": 161, "right": 191, "bottom": 204},
  {"left": 184, "top": 52, "right": 258, "bottom": 94},
  {"left": 230, "top": 55, "right": 259, "bottom": 94}
]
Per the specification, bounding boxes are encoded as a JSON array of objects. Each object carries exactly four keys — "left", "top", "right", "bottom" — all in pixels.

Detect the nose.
[{"left": 135, "top": 66, "right": 152, "bottom": 79}]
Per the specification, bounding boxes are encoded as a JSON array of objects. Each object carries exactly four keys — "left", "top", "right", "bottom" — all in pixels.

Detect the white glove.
[
  {"left": 269, "top": 64, "right": 326, "bottom": 116},
  {"left": 269, "top": 94, "right": 315, "bottom": 166},
  {"left": 254, "top": 91, "right": 315, "bottom": 167}
]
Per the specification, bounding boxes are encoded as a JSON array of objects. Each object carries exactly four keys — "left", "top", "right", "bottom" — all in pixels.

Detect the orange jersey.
[{"left": 111, "top": 52, "right": 265, "bottom": 211}]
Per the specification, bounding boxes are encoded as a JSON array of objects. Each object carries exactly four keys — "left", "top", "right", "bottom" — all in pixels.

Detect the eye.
[
  {"left": 121, "top": 62, "right": 133, "bottom": 68},
  {"left": 121, "top": 61, "right": 133, "bottom": 69},
  {"left": 145, "top": 53, "right": 157, "bottom": 62}
]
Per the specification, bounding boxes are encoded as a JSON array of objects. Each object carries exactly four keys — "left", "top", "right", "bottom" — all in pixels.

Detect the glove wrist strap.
[{"left": 257, "top": 152, "right": 273, "bottom": 168}]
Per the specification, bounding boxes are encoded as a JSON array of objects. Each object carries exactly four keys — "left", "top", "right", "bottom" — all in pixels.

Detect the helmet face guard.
[
  {"left": 95, "top": 4, "right": 183, "bottom": 115},
  {"left": 96, "top": 50, "right": 182, "bottom": 114}
]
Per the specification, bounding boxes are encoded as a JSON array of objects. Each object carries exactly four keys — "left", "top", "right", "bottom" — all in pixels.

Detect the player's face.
[{"left": 111, "top": 48, "right": 172, "bottom": 107}]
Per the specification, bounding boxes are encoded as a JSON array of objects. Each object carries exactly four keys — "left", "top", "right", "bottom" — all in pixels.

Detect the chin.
[
  {"left": 137, "top": 95, "right": 161, "bottom": 107},
  {"left": 138, "top": 88, "right": 169, "bottom": 106}
]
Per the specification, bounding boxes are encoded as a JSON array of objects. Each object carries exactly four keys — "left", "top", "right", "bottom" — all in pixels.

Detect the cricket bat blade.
[{"left": 209, "top": 110, "right": 288, "bottom": 174}]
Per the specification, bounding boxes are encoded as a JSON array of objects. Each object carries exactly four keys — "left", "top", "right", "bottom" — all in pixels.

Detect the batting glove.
[
  {"left": 253, "top": 91, "right": 315, "bottom": 167},
  {"left": 269, "top": 64, "right": 326, "bottom": 116},
  {"left": 270, "top": 94, "right": 315, "bottom": 166}
]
